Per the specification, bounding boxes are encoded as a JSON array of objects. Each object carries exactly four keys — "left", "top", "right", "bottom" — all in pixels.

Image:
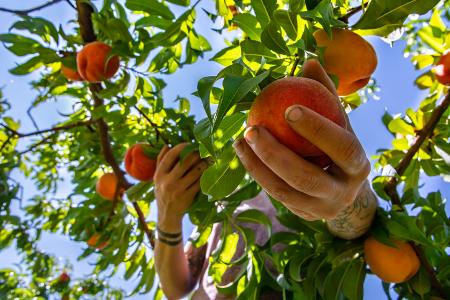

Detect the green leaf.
[
  {"left": 273, "top": 10, "right": 300, "bottom": 41},
  {"left": 214, "top": 113, "right": 246, "bottom": 149},
  {"left": 417, "top": 26, "right": 445, "bottom": 53},
  {"left": 126, "top": 181, "right": 153, "bottom": 202},
  {"left": 236, "top": 209, "right": 272, "bottom": 238},
  {"left": 299, "top": 0, "right": 345, "bottom": 36},
  {"left": 9, "top": 56, "right": 43, "bottom": 75},
  {"left": 211, "top": 45, "right": 241, "bottom": 66},
  {"left": 414, "top": 71, "right": 434, "bottom": 89},
  {"left": 10, "top": 16, "right": 59, "bottom": 44},
  {"left": 189, "top": 31, "right": 212, "bottom": 51},
  {"left": 125, "top": 0, "right": 174, "bottom": 20},
  {"left": 261, "top": 22, "right": 290, "bottom": 55},
  {"left": 200, "top": 145, "right": 246, "bottom": 200},
  {"left": 166, "top": 0, "right": 190, "bottom": 6},
  {"left": 388, "top": 118, "right": 415, "bottom": 135},
  {"left": 0, "top": 33, "right": 44, "bottom": 56},
  {"left": 323, "top": 260, "right": 351, "bottom": 300},
  {"left": 409, "top": 267, "right": 430, "bottom": 296},
  {"left": 194, "top": 118, "right": 215, "bottom": 157},
  {"left": 197, "top": 76, "right": 216, "bottom": 121},
  {"left": 411, "top": 54, "right": 434, "bottom": 70},
  {"left": 288, "top": 249, "right": 315, "bottom": 281},
  {"left": 241, "top": 40, "right": 279, "bottom": 61},
  {"left": 386, "top": 211, "right": 434, "bottom": 247},
  {"left": 251, "top": 0, "right": 277, "bottom": 27},
  {"left": 353, "top": 0, "right": 440, "bottom": 32},
  {"left": 214, "top": 71, "right": 269, "bottom": 131},
  {"left": 135, "top": 16, "right": 172, "bottom": 29},
  {"left": 233, "top": 14, "right": 262, "bottom": 41},
  {"left": 342, "top": 259, "right": 366, "bottom": 300}
]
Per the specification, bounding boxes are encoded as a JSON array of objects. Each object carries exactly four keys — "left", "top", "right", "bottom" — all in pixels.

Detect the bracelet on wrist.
[
  {"left": 156, "top": 225, "right": 182, "bottom": 239},
  {"left": 157, "top": 235, "right": 182, "bottom": 246}
]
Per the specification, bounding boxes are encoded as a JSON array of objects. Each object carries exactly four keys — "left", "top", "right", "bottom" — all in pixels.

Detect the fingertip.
[{"left": 285, "top": 105, "right": 304, "bottom": 123}]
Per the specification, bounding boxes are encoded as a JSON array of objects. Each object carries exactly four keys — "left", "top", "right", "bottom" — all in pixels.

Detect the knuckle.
[
  {"left": 267, "top": 187, "right": 289, "bottom": 203},
  {"left": 292, "top": 174, "right": 320, "bottom": 192},
  {"left": 257, "top": 146, "right": 274, "bottom": 163},
  {"left": 341, "top": 137, "right": 361, "bottom": 163}
]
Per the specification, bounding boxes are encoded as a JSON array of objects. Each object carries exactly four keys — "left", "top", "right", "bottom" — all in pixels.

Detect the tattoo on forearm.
[
  {"left": 186, "top": 243, "right": 207, "bottom": 284},
  {"left": 327, "top": 183, "right": 378, "bottom": 239}
]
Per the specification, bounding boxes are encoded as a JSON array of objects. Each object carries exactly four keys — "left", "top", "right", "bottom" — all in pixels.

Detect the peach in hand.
[{"left": 247, "top": 76, "right": 347, "bottom": 167}]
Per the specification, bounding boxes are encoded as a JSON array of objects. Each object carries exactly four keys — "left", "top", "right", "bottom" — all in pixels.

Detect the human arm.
[
  {"left": 153, "top": 144, "right": 209, "bottom": 299},
  {"left": 233, "top": 59, "right": 377, "bottom": 240}
]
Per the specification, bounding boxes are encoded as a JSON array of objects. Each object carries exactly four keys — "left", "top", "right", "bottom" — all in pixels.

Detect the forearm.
[
  {"left": 326, "top": 180, "right": 378, "bottom": 240},
  {"left": 154, "top": 216, "right": 193, "bottom": 299}
]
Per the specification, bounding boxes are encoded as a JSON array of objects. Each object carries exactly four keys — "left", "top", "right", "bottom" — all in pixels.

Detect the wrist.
[{"left": 157, "top": 213, "right": 183, "bottom": 233}]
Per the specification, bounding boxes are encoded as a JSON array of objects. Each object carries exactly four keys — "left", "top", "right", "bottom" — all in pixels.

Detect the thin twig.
[
  {"left": 290, "top": 52, "right": 301, "bottom": 77},
  {"left": 339, "top": 4, "right": 365, "bottom": 23},
  {"left": 133, "top": 105, "right": 170, "bottom": 144},
  {"left": 18, "top": 134, "right": 56, "bottom": 155},
  {"left": 0, "top": 0, "right": 64, "bottom": 15},
  {"left": 1, "top": 119, "right": 95, "bottom": 138},
  {"left": 65, "top": 0, "right": 76, "bottom": 10},
  {"left": 383, "top": 92, "right": 450, "bottom": 297}
]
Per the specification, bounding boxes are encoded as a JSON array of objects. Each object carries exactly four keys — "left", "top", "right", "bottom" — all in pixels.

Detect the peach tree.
[{"left": 0, "top": 0, "right": 449, "bottom": 299}]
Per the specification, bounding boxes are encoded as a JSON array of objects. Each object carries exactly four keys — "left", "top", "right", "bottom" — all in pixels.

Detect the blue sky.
[{"left": 0, "top": 1, "right": 448, "bottom": 299}]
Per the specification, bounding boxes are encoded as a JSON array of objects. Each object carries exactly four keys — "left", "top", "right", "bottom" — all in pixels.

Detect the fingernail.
[
  {"left": 233, "top": 138, "right": 243, "bottom": 156},
  {"left": 244, "top": 127, "right": 258, "bottom": 144},
  {"left": 286, "top": 106, "right": 303, "bottom": 122}
]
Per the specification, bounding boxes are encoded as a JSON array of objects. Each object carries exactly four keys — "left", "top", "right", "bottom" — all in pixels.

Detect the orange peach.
[
  {"left": 313, "top": 28, "right": 377, "bottom": 96},
  {"left": 96, "top": 172, "right": 123, "bottom": 201},
  {"left": 364, "top": 236, "right": 420, "bottom": 283},
  {"left": 124, "top": 143, "right": 157, "bottom": 181},
  {"left": 86, "top": 233, "right": 108, "bottom": 250},
  {"left": 76, "top": 41, "right": 120, "bottom": 82},
  {"left": 61, "top": 65, "right": 83, "bottom": 81},
  {"left": 247, "top": 77, "right": 347, "bottom": 167}
]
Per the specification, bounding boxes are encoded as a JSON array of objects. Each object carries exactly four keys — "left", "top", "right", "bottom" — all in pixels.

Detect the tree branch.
[
  {"left": 76, "top": 0, "right": 155, "bottom": 249},
  {"left": 339, "top": 4, "right": 366, "bottom": 23},
  {"left": 1, "top": 119, "right": 95, "bottom": 138},
  {"left": 383, "top": 92, "right": 450, "bottom": 297},
  {"left": 0, "top": 0, "right": 65, "bottom": 16}
]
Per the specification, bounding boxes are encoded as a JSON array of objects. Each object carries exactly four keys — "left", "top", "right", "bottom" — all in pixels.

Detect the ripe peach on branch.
[
  {"left": 76, "top": 41, "right": 120, "bottom": 82},
  {"left": 313, "top": 28, "right": 377, "bottom": 96}
]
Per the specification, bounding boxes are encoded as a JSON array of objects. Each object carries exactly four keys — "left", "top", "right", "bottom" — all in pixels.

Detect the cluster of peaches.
[{"left": 87, "top": 143, "right": 157, "bottom": 250}]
